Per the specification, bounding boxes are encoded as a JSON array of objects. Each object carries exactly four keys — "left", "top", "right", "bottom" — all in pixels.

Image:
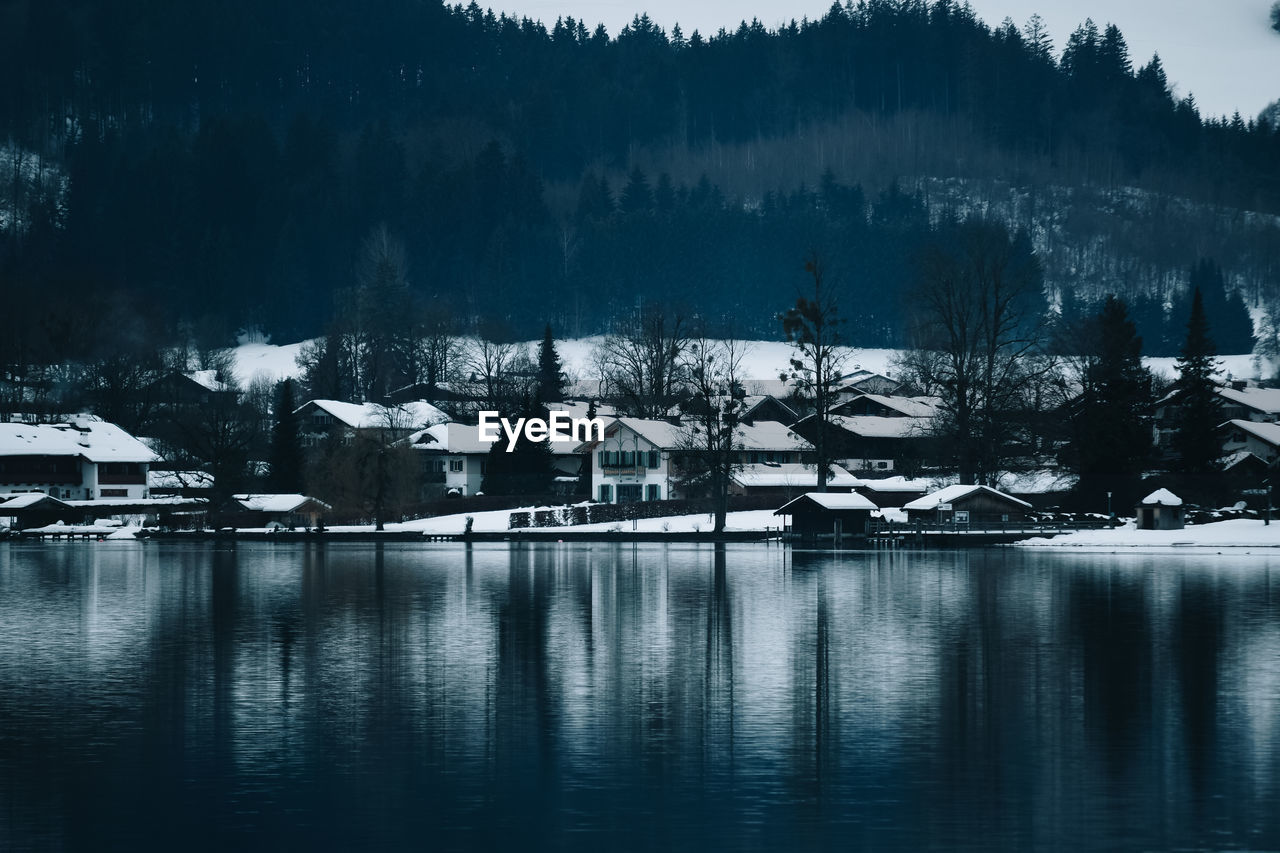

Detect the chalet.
[
  {"left": 1220, "top": 419, "right": 1280, "bottom": 465},
  {"left": 773, "top": 492, "right": 878, "bottom": 538},
  {"left": 1155, "top": 381, "right": 1280, "bottom": 454},
  {"left": 405, "top": 421, "right": 582, "bottom": 498},
  {"left": 729, "top": 463, "right": 860, "bottom": 496},
  {"left": 296, "top": 399, "right": 447, "bottom": 449},
  {"left": 903, "top": 484, "right": 1031, "bottom": 524},
  {"left": 1136, "top": 488, "right": 1184, "bottom": 530},
  {"left": 578, "top": 418, "right": 812, "bottom": 504},
  {"left": 834, "top": 370, "right": 904, "bottom": 398},
  {"left": 232, "top": 494, "right": 331, "bottom": 528},
  {"left": 793, "top": 412, "right": 931, "bottom": 474},
  {"left": 0, "top": 418, "right": 156, "bottom": 501}
]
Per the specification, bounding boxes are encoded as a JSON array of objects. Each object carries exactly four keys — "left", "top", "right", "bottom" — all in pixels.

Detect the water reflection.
[{"left": 0, "top": 543, "right": 1278, "bottom": 851}]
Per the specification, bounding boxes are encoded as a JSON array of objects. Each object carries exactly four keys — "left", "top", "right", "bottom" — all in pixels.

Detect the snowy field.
[
  {"left": 1016, "top": 519, "right": 1280, "bottom": 553},
  {"left": 233, "top": 334, "right": 1261, "bottom": 390}
]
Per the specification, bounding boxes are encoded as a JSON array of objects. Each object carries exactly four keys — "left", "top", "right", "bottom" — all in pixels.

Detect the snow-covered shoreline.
[{"left": 1015, "top": 518, "right": 1280, "bottom": 553}]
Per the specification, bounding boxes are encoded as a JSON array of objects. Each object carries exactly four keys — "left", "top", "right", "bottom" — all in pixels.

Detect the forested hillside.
[{"left": 2, "top": 0, "right": 1278, "bottom": 364}]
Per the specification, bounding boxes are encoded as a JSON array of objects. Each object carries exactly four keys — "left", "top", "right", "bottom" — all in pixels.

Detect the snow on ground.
[
  {"left": 327, "top": 506, "right": 787, "bottom": 534},
  {"left": 1017, "top": 519, "right": 1280, "bottom": 552},
  {"left": 231, "top": 338, "right": 310, "bottom": 387},
  {"left": 238, "top": 334, "right": 1260, "bottom": 393}
]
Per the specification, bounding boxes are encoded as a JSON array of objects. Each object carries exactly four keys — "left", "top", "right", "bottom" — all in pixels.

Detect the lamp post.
[{"left": 1107, "top": 491, "right": 1113, "bottom": 526}]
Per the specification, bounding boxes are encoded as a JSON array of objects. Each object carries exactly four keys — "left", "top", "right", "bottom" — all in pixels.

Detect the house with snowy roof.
[
  {"left": 576, "top": 417, "right": 813, "bottom": 504},
  {"left": 0, "top": 417, "right": 157, "bottom": 501},
  {"left": 1155, "top": 381, "right": 1280, "bottom": 456},
  {"left": 773, "top": 492, "right": 878, "bottom": 538},
  {"left": 1220, "top": 419, "right": 1280, "bottom": 465},
  {"left": 232, "top": 494, "right": 331, "bottom": 528},
  {"left": 1135, "top": 488, "right": 1184, "bottom": 530},
  {"left": 903, "top": 484, "right": 1031, "bottom": 524},
  {"left": 792, "top": 409, "right": 933, "bottom": 475},
  {"left": 729, "top": 462, "right": 860, "bottom": 497},
  {"left": 405, "top": 421, "right": 583, "bottom": 498},
  {"left": 295, "top": 399, "right": 447, "bottom": 449}
]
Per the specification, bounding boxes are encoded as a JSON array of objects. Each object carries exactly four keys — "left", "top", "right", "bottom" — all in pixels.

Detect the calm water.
[{"left": 1, "top": 542, "right": 1278, "bottom": 851}]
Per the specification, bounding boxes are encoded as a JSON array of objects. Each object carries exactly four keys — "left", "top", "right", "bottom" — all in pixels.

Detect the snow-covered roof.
[
  {"left": 843, "top": 394, "right": 939, "bottom": 418},
  {"left": 732, "top": 463, "right": 860, "bottom": 489},
  {"left": 774, "top": 492, "right": 879, "bottom": 514},
  {"left": 1222, "top": 418, "right": 1280, "bottom": 448},
  {"left": 299, "top": 399, "right": 447, "bottom": 430},
  {"left": 1222, "top": 450, "right": 1266, "bottom": 471},
  {"left": 406, "top": 421, "right": 581, "bottom": 456},
  {"left": 857, "top": 476, "right": 935, "bottom": 493},
  {"left": 1140, "top": 488, "right": 1182, "bottom": 507},
  {"left": 589, "top": 418, "right": 811, "bottom": 452},
  {"left": 233, "top": 494, "right": 331, "bottom": 513},
  {"left": 0, "top": 418, "right": 157, "bottom": 464},
  {"left": 830, "top": 415, "right": 926, "bottom": 439},
  {"left": 148, "top": 470, "right": 215, "bottom": 489},
  {"left": 1218, "top": 385, "right": 1280, "bottom": 415},
  {"left": 0, "top": 492, "right": 71, "bottom": 510},
  {"left": 903, "top": 484, "right": 1032, "bottom": 511}
]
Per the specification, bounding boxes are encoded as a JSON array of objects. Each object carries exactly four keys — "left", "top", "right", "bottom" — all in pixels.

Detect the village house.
[
  {"left": 0, "top": 418, "right": 157, "bottom": 502},
  {"left": 834, "top": 370, "right": 906, "bottom": 399},
  {"left": 405, "top": 421, "right": 583, "bottom": 498},
  {"left": 792, "top": 392, "right": 938, "bottom": 474},
  {"left": 579, "top": 417, "right": 812, "bottom": 504},
  {"left": 903, "top": 484, "right": 1031, "bottom": 525},
  {"left": 146, "top": 369, "right": 240, "bottom": 408},
  {"left": 1136, "top": 488, "right": 1185, "bottom": 530},
  {"left": 295, "top": 399, "right": 447, "bottom": 449},
  {"left": 1154, "top": 381, "right": 1280, "bottom": 456},
  {"left": 231, "top": 494, "right": 332, "bottom": 528},
  {"left": 1219, "top": 419, "right": 1280, "bottom": 465},
  {"left": 855, "top": 475, "right": 934, "bottom": 508}
]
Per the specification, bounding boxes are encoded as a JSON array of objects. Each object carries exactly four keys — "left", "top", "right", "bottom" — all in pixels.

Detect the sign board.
[
  {"left": 954, "top": 510, "right": 969, "bottom": 524},
  {"left": 938, "top": 503, "right": 953, "bottom": 511}
]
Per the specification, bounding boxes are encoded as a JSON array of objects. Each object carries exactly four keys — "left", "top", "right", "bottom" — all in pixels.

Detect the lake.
[{"left": 1, "top": 541, "right": 1278, "bottom": 851}]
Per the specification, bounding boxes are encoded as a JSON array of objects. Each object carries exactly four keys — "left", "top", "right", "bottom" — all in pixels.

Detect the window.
[
  {"left": 617, "top": 484, "right": 643, "bottom": 504},
  {"left": 646, "top": 484, "right": 661, "bottom": 501},
  {"left": 449, "top": 459, "right": 464, "bottom": 473},
  {"left": 101, "top": 489, "right": 128, "bottom": 498},
  {"left": 598, "top": 484, "right": 613, "bottom": 503},
  {"left": 647, "top": 451, "right": 660, "bottom": 468}
]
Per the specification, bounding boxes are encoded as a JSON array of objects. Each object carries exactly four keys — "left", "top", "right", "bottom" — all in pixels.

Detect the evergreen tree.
[
  {"left": 481, "top": 400, "right": 554, "bottom": 495},
  {"left": 1067, "top": 296, "right": 1153, "bottom": 509},
  {"left": 1170, "top": 287, "right": 1224, "bottom": 480},
  {"left": 268, "top": 378, "right": 305, "bottom": 493},
  {"left": 536, "top": 324, "right": 565, "bottom": 404}
]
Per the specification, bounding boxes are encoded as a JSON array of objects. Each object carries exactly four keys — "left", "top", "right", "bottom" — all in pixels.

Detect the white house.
[
  {"left": 579, "top": 417, "right": 812, "bottom": 504},
  {"left": 296, "top": 399, "right": 448, "bottom": 448},
  {"left": 1220, "top": 419, "right": 1280, "bottom": 464},
  {"left": 406, "top": 421, "right": 583, "bottom": 498},
  {"left": 0, "top": 418, "right": 157, "bottom": 501}
]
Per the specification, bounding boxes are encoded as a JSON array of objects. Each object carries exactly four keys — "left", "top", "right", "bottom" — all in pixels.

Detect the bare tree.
[
  {"left": 594, "top": 305, "right": 689, "bottom": 417},
  {"left": 781, "top": 253, "right": 848, "bottom": 491},
  {"left": 678, "top": 336, "right": 750, "bottom": 532},
  {"left": 899, "top": 218, "right": 1051, "bottom": 485}
]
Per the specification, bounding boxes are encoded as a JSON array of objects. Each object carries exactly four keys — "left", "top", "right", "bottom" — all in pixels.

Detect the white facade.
[
  {"left": 0, "top": 419, "right": 156, "bottom": 501},
  {"left": 583, "top": 418, "right": 812, "bottom": 505},
  {"left": 407, "top": 422, "right": 581, "bottom": 497}
]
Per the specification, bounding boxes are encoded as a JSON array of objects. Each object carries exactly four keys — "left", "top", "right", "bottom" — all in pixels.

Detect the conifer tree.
[
  {"left": 536, "top": 324, "right": 565, "bottom": 404},
  {"left": 1171, "top": 287, "right": 1223, "bottom": 479},
  {"left": 268, "top": 378, "right": 305, "bottom": 493},
  {"left": 1068, "top": 296, "right": 1153, "bottom": 508}
]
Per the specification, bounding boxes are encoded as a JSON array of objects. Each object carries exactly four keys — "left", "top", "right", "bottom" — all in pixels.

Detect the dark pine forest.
[{"left": 2, "top": 0, "right": 1278, "bottom": 366}]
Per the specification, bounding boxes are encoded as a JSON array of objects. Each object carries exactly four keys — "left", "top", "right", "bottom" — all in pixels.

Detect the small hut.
[
  {"left": 1136, "top": 488, "right": 1184, "bottom": 530},
  {"left": 0, "top": 493, "right": 76, "bottom": 530},
  {"left": 903, "top": 484, "right": 1031, "bottom": 525},
  {"left": 232, "top": 494, "right": 331, "bottom": 528},
  {"left": 774, "top": 492, "right": 877, "bottom": 539}
]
